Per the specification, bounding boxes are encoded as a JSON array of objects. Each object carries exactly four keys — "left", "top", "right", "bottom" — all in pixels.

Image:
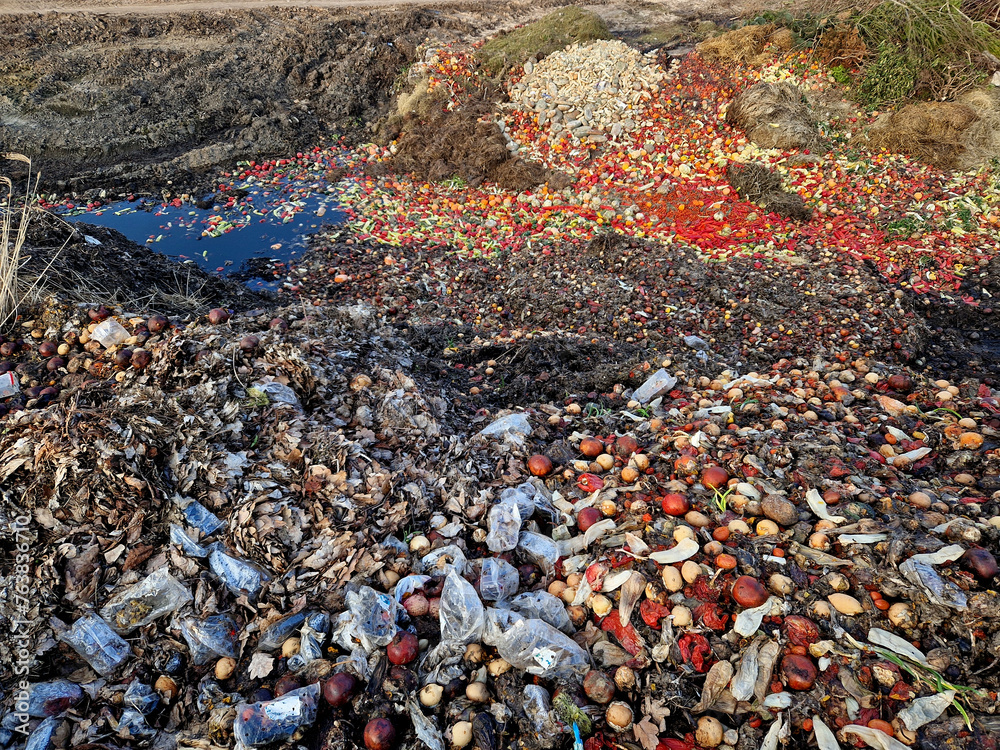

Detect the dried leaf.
[
  {"left": 760, "top": 716, "right": 784, "bottom": 750},
  {"left": 867, "top": 628, "right": 928, "bottom": 665},
  {"left": 692, "top": 659, "right": 733, "bottom": 713},
  {"left": 806, "top": 489, "right": 846, "bottom": 524},
  {"left": 841, "top": 725, "right": 909, "bottom": 750},
  {"left": 633, "top": 717, "right": 659, "bottom": 750},
  {"left": 897, "top": 691, "right": 955, "bottom": 731}
]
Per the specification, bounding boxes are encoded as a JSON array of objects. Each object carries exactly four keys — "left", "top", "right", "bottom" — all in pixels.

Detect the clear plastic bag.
[
  {"left": 24, "top": 716, "right": 58, "bottom": 750},
  {"left": 91, "top": 319, "right": 129, "bottom": 348},
  {"left": 258, "top": 612, "right": 307, "bottom": 652},
  {"left": 209, "top": 547, "right": 269, "bottom": 601},
  {"left": 517, "top": 531, "right": 560, "bottom": 577},
  {"left": 114, "top": 708, "right": 156, "bottom": 740},
  {"left": 500, "top": 485, "right": 536, "bottom": 521},
  {"left": 287, "top": 613, "right": 330, "bottom": 671},
  {"left": 23, "top": 681, "right": 84, "bottom": 717},
  {"left": 100, "top": 568, "right": 192, "bottom": 634},
  {"left": 393, "top": 575, "right": 433, "bottom": 604},
  {"left": 439, "top": 570, "right": 485, "bottom": 645},
  {"left": 479, "top": 558, "right": 520, "bottom": 603},
  {"left": 181, "top": 501, "right": 225, "bottom": 537},
  {"left": 482, "top": 607, "right": 525, "bottom": 647},
  {"left": 59, "top": 615, "right": 131, "bottom": 677},
  {"left": 522, "top": 684, "right": 561, "bottom": 739},
  {"left": 346, "top": 586, "right": 400, "bottom": 652},
  {"left": 417, "top": 545, "right": 468, "bottom": 576},
  {"left": 511, "top": 591, "right": 572, "bottom": 634},
  {"left": 169, "top": 524, "right": 208, "bottom": 557},
  {"left": 124, "top": 680, "right": 160, "bottom": 715},
  {"left": 177, "top": 614, "right": 238, "bottom": 666},
  {"left": 233, "top": 683, "right": 320, "bottom": 747},
  {"left": 486, "top": 502, "right": 521, "bottom": 553},
  {"left": 492, "top": 618, "right": 589, "bottom": 677}
]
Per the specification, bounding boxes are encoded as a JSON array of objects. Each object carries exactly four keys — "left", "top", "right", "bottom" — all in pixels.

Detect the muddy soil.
[{"left": 0, "top": 1, "right": 747, "bottom": 197}]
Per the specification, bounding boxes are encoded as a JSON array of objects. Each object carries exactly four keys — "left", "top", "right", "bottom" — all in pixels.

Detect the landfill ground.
[{"left": 2, "top": 3, "right": 1000, "bottom": 750}]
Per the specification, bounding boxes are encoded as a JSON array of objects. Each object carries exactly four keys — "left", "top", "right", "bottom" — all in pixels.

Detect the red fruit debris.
[
  {"left": 639, "top": 600, "right": 673, "bottom": 629},
  {"left": 600, "top": 610, "right": 645, "bottom": 655},
  {"left": 678, "top": 633, "right": 713, "bottom": 672},
  {"left": 578, "top": 473, "right": 605, "bottom": 492}
]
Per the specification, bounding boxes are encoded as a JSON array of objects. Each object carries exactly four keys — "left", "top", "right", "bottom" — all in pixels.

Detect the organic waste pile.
[
  {"left": 1, "top": 289, "right": 999, "bottom": 750},
  {"left": 3, "top": 7, "right": 1000, "bottom": 750}
]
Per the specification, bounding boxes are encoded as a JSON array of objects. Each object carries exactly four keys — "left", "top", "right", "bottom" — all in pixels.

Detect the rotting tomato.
[{"left": 678, "top": 633, "right": 713, "bottom": 672}]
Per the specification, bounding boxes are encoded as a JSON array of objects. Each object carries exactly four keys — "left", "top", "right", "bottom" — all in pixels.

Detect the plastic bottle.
[{"left": 59, "top": 615, "right": 131, "bottom": 677}]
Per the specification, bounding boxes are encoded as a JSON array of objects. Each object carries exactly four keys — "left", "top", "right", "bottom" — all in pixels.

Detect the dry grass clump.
[
  {"left": 865, "top": 88, "right": 1000, "bottom": 168},
  {"left": 696, "top": 24, "right": 776, "bottom": 65},
  {"left": 725, "top": 82, "right": 823, "bottom": 150},
  {"left": 726, "top": 161, "right": 813, "bottom": 221}
]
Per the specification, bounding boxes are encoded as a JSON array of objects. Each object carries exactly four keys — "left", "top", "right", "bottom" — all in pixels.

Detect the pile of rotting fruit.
[{"left": 0, "top": 290, "right": 997, "bottom": 750}]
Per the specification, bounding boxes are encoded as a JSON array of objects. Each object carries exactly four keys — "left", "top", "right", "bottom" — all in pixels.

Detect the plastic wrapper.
[
  {"left": 393, "top": 574, "right": 433, "bottom": 604},
  {"left": 124, "top": 681, "right": 160, "bottom": 715},
  {"left": 511, "top": 591, "right": 572, "bottom": 634},
  {"left": 0, "top": 372, "right": 19, "bottom": 399},
  {"left": 100, "top": 568, "right": 192, "bottom": 634},
  {"left": 522, "top": 685, "right": 561, "bottom": 738},
  {"left": 492, "top": 617, "right": 589, "bottom": 677},
  {"left": 517, "top": 531, "right": 560, "bottom": 577},
  {"left": 478, "top": 413, "right": 532, "bottom": 444},
  {"left": 170, "top": 524, "right": 208, "bottom": 557},
  {"left": 178, "top": 614, "right": 238, "bottom": 665},
  {"left": 417, "top": 545, "right": 467, "bottom": 576},
  {"left": 346, "top": 586, "right": 399, "bottom": 652},
  {"left": 408, "top": 698, "right": 445, "bottom": 750},
  {"left": 209, "top": 547, "right": 268, "bottom": 601},
  {"left": 23, "top": 681, "right": 84, "bottom": 717},
  {"left": 632, "top": 368, "right": 677, "bottom": 403},
  {"left": 479, "top": 558, "right": 520, "bottom": 603},
  {"left": 258, "top": 612, "right": 307, "bottom": 652},
  {"left": 486, "top": 501, "right": 521, "bottom": 553},
  {"left": 115, "top": 709, "right": 156, "bottom": 740},
  {"left": 731, "top": 638, "right": 763, "bottom": 702},
  {"left": 500, "top": 485, "right": 536, "bottom": 520},
  {"left": 59, "top": 615, "right": 131, "bottom": 677},
  {"left": 439, "top": 569, "right": 485, "bottom": 645},
  {"left": 24, "top": 717, "right": 58, "bottom": 750},
  {"left": 197, "top": 681, "right": 243, "bottom": 713},
  {"left": 233, "top": 683, "right": 320, "bottom": 747},
  {"left": 899, "top": 557, "right": 967, "bottom": 610},
  {"left": 288, "top": 613, "right": 330, "bottom": 671},
  {"left": 483, "top": 607, "right": 526, "bottom": 646},
  {"left": 91, "top": 318, "right": 129, "bottom": 348},
  {"left": 255, "top": 381, "right": 301, "bottom": 409},
  {"left": 182, "top": 501, "right": 225, "bottom": 537}
]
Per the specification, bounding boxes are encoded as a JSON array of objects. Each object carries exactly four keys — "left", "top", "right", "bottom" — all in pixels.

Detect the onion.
[
  {"left": 364, "top": 719, "right": 396, "bottom": 750},
  {"left": 207, "top": 308, "right": 231, "bottom": 325},
  {"left": 323, "top": 672, "right": 357, "bottom": 707}
]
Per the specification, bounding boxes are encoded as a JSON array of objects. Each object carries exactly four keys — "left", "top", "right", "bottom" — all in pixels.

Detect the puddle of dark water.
[{"left": 55, "top": 174, "right": 346, "bottom": 291}]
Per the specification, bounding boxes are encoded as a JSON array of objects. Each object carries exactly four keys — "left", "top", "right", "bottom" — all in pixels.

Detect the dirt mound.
[
  {"left": 864, "top": 101, "right": 982, "bottom": 169},
  {"left": 815, "top": 23, "right": 868, "bottom": 65},
  {"left": 0, "top": 8, "right": 474, "bottom": 195},
  {"left": 477, "top": 7, "right": 611, "bottom": 76},
  {"left": 725, "top": 161, "right": 813, "bottom": 221},
  {"left": 18, "top": 210, "right": 266, "bottom": 316},
  {"left": 389, "top": 107, "right": 552, "bottom": 191},
  {"left": 695, "top": 23, "right": 775, "bottom": 65},
  {"left": 725, "top": 81, "right": 823, "bottom": 150}
]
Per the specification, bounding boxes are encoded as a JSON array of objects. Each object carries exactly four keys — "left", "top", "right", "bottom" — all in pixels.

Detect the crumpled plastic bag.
[
  {"left": 511, "top": 591, "right": 572, "bottom": 634},
  {"left": 479, "top": 558, "right": 519, "bottom": 603},
  {"left": 233, "top": 683, "right": 321, "bottom": 747},
  {"left": 417, "top": 545, "right": 468, "bottom": 576},
  {"left": 517, "top": 531, "right": 560, "bottom": 577},
  {"left": 440, "top": 570, "right": 485, "bottom": 645},
  {"left": 492, "top": 617, "right": 589, "bottom": 677},
  {"left": 100, "top": 568, "right": 192, "bottom": 634},
  {"left": 345, "top": 587, "right": 400, "bottom": 653},
  {"left": 59, "top": 615, "right": 131, "bottom": 677},
  {"left": 486, "top": 501, "right": 521, "bottom": 553},
  {"left": 288, "top": 613, "right": 330, "bottom": 671},
  {"left": 500, "top": 484, "right": 537, "bottom": 520},
  {"left": 177, "top": 614, "right": 238, "bottom": 665},
  {"left": 209, "top": 547, "right": 269, "bottom": 601}
]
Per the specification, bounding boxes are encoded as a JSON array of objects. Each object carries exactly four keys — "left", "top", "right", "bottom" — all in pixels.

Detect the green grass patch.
[
  {"left": 477, "top": 7, "right": 611, "bottom": 76},
  {"left": 855, "top": 0, "right": 1000, "bottom": 103}
]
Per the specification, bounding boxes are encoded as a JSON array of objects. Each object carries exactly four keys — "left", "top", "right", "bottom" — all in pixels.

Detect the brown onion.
[
  {"left": 207, "top": 308, "right": 231, "bottom": 325},
  {"left": 580, "top": 437, "right": 603, "bottom": 458},
  {"left": 527, "top": 454, "right": 553, "bottom": 477}
]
